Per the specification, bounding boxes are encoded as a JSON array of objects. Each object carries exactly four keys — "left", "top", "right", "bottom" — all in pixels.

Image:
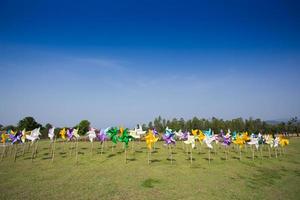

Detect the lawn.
[{"left": 0, "top": 138, "right": 299, "bottom": 200}]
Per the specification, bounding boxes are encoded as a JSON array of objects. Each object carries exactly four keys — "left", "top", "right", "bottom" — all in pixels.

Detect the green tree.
[
  {"left": 77, "top": 120, "right": 90, "bottom": 135},
  {"left": 17, "top": 116, "right": 41, "bottom": 131}
]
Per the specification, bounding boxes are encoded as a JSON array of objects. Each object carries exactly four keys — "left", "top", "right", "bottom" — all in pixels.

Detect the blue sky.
[{"left": 0, "top": 0, "right": 299, "bottom": 127}]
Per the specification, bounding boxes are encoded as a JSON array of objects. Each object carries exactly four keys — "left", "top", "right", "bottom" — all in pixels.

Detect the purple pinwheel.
[
  {"left": 222, "top": 132, "right": 231, "bottom": 146},
  {"left": 163, "top": 127, "right": 176, "bottom": 145},
  {"left": 180, "top": 131, "right": 189, "bottom": 141},
  {"left": 10, "top": 131, "right": 22, "bottom": 144},
  {"left": 153, "top": 128, "right": 159, "bottom": 137},
  {"left": 97, "top": 129, "right": 108, "bottom": 142},
  {"left": 67, "top": 128, "right": 74, "bottom": 141}
]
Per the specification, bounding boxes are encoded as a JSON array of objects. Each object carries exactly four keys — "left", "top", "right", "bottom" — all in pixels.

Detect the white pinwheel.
[
  {"left": 26, "top": 128, "right": 41, "bottom": 143},
  {"left": 184, "top": 134, "right": 196, "bottom": 148},
  {"left": 247, "top": 136, "right": 259, "bottom": 150},
  {"left": 86, "top": 128, "right": 96, "bottom": 142},
  {"left": 48, "top": 127, "right": 55, "bottom": 141}
]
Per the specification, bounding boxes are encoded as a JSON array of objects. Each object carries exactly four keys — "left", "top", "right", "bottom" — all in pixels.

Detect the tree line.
[
  {"left": 144, "top": 116, "right": 299, "bottom": 136},
  {"left": 1, "top": 116, "right": 299, "bottom": 139}
]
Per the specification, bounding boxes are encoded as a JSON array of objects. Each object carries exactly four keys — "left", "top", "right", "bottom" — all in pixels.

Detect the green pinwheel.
[
  {"left": 107, "top": 127, "right": 119, "bottom": 144},
  {"left": 118, "top": 129, "right": 134, "bottom": 148}
]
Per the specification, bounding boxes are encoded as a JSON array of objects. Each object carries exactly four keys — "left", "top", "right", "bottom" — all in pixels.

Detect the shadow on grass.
[
  {"left": 41, "top": 157, "right": 51, "bottom": 160},
  {"left": 81, "top": 147, "right": 88, "bottom": 150},
  {"left": 59, "top": 152, "right": 67, "bottom": 155},
  {"left": 127, "top": 158, "right": 136, "bottom": 161},
  {"left": 141, "top": 178, "right": 160, "bottom": 188},
  {"left": 107, "top": 154, "right": 116, "bottom": 158},
  {"left": 166, "top": 158, "right": 176, "bottom": 161},
  {"left": 151, "top": 159, "right": 161, "bottom": 163},
  {"left": 135, "top": 150, "right": 143, "bottom": 153}
]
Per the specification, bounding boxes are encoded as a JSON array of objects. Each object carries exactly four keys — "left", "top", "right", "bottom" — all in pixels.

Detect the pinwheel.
[
  {"left": 247, "top": 134, "right": 259, "bottom": 160},
  {"left": 279, "top": 135, "right": 289, "bottom": 155},
  {"left": 1, "top": 131, "right": 8, "bottom": 144},
  {"left": 203, "top": 132, "right": 216, "bottom": 164},
  {"left": 0, "top": 131, "right": 9, "bottom": 161},
  {"left": 145, "top": 129, "right": 159, "bottom": 164},
  {"left": 86, "top": 128, "right": 97, "bottom": 155},
  {"left": 265, "top": 134, "right": 274, "bottom": 157},
  {"left": 9, "top": 131, "right": 23, "bottom": 162},
  {"left": 163, "top": 127, "right": 176, "bottom": 145},
  {"left": 26, "top": 128, "right": 41, "bottom": 143},
  {"left": 174, "top": 130, "right": 183, "bottom": 139},
  {"left": 97, "top": 129, "right": 108, "bottom": 155},
  {"left": 117, "top": 129, "right": 134, "bottom": 163},
  {"left": 48, "top": 127, "right": 55, "bottom": 142},
  {"left": 118, "top": 128, "right": 133, "bottom": 147},
  {"left": 72, "top": 127, "right": 80, "bottom": 164},
  {"left": 25, "top": 128, "right": 41, "bottom": 161},
  {"left": 184, "top": 134, "right": 196, "bottom": 165},
  {"left": 21, "top": 129, "right": 27, "bottom": 143},
  {"left": 59, "top": 128, "right": 66, "bottom": 141},
  {"left": 66, "top": 129, "right": 74, "bottom": 141},
  {"left": 233, "top": 135, "right": 245, "bottom": 160},
  {"left": 107, "top": 127, "right": 119, "bottom": 152},
  {"left": 221, "top": 131, "right": 231, "bottom": 160},
  {"left": 163, "top": 127, "right": 176, "bottom": 164},
  {"left": 58, "top": 128, "right": 67, "bottom": 153},
  {"left": 10, "top": 130, "right": 22, "bottom": 144},
  {"left": 129, "top": 128, "right": 140, "bottom": 139}
]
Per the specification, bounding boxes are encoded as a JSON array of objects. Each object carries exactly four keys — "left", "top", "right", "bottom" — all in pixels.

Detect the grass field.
[{"left": 0, "top": 138, "right": 300, "bottom": 200}]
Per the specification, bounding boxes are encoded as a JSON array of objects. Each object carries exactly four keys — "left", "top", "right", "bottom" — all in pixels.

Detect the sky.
[{"left": 0, "top": 0, "right": 299, "bottom": 128}]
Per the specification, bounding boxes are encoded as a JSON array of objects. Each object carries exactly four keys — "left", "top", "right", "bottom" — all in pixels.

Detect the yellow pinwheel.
[
  {"left": 1, "top": 132, "right": 8, "bottom": 144},
  {"left": 145, "top": 130, "right": 158, "bottom": 150},
  {"left": 59, "top": 128, "right": 66, "bottom": 140},
  {"left": 242, "top": 132, "right": 250, "bottom": 142},
  {"left": 198, "top": 130, "right": 205, "bottom": 143},
  {"left": 279, "top": 136, "right": 289, "bottom": 147},
  {"left": 233, "top": 135, "right": 245, "bottom": 149}
]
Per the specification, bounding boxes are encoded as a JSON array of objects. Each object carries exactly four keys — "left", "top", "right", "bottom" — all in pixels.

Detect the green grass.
[{"left": 0, "top": 138, "right": 300, "bottom": 200}]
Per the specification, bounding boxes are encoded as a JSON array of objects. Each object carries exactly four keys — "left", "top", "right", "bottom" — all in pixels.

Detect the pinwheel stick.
[
  {"left": 208, "top": 148, "right": 211, "bottom": 164},
  {"left": 51, "top": 137, "right": 56, "bottom": 163},
  {"left": 101, "top": 142, "right": 104, "bottom": 155},
  {"left": 125, "top": 146, "right": 127, "bottom": 164},
  {"left": 275, "top": 147, "right": 278, "bottom": 158},
  {"left": 268, "top": 146, "right": 271, "bottom": 158},
  {"left": 190, "top": 146, "right": 193, "bottom": 166},
  {"left": 13, "top": 144, "right": 18, "bottom": 162},
  {"left": 148, "top": 149, "right": 151, "bottom": 165},
  {"left": 75, "top": 139, "right": 79, "bottom": 164},
  {"left": 1, "top": 145, "right": 6, "bottom": 161},
  {"left": 169, "top": 145, "right": 173, "bottom": 165},
  {"left": 252, "top": 145, "right": 255, "bottom": 161},
  {"left": 260, "top": 146, "right": 263, "bottom": 160},
  {"left": 91, "top": 142, "right": 94, "bottom": 155},
  {"left": 22, "top": 143, "right": 26, "bottom": 156}
]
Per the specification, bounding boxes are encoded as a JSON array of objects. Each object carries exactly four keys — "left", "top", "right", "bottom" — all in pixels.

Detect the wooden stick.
[
  {"left": 52, "top": 137, "right": 56, "bottom": 163},
  {"left": 260, "top": 146, "right": 263, "bottom": 160},
  {"left": 208, "top": 148, "right": 211, "bottom": 164},
  {"left": 31, "top": 143, "right": 36, "bottom": 162},
  {"left": 13, "top": 144, "right": 18, "bottom": 162},
  {"left": 101, "top": 142, "right": 104, "bottom": 155},
  {"left": 75, "top": 139, "right": 79, "bottom": 165},
  {"left": 170, "top": 145, "right": 173, "bottom": 165},
  {"left": 252, "top": 146, "right": 254, "bottom": 161},
  {"left": 275, "top": 147, "right": 278, "bottom": 158},
  {"left": 125, "top": 147, "right": 127, "bottom": 164},
  {"left": 22, "top": 142, "right": 27, "bottom": 156},
  {"left": 91, "top": 142, "right": 94, "bottom": 155},
  {"left": 190, "top": 146, "right": 193, "bottom": 166},
  {"left": 268, "top": 146, "right": 271, "bottom": 158},
  {"left": 1, "top": 145, "right": 6, "bottom": 161}
]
